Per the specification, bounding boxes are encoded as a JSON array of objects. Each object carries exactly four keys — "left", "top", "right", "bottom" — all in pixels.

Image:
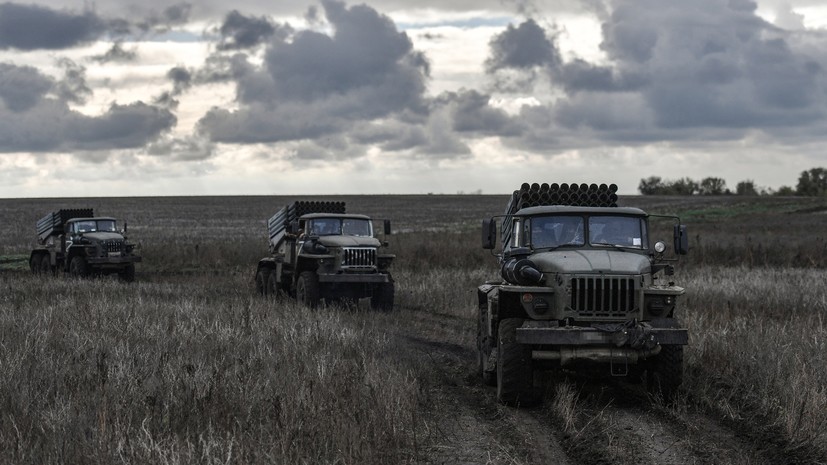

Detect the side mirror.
[
  {"left": 383, "top": 219, "right": 392, "bottom": 235},
  {"left": 287, "top": 220, "right": 299, "bottom": 235},
  {"left": 123, "top": 221, "right": 128, "bottom": 235},
  {"left": 482, "top": 218, "right": 497, "bottom": 250},
  {"left": 673, "top": 224, "right": 688, "bottom": 255}
]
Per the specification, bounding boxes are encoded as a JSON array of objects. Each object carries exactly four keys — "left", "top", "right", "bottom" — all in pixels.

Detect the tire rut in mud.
[{"left": 396, "top": 330, "right": 570, "bottom": 464}]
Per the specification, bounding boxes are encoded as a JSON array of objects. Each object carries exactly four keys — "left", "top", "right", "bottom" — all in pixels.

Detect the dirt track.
[{"left": 393, "top": 308, "right": 800, "bottom": 465}]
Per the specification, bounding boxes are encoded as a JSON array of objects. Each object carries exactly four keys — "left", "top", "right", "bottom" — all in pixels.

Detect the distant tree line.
[{"left": 638, "top": 167, "right": 827, "bottom": 196}]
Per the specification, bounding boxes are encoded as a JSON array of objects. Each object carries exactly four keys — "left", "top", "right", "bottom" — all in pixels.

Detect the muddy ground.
[{"left": 391, "top": 308, "right": 803, "bottom": 465}]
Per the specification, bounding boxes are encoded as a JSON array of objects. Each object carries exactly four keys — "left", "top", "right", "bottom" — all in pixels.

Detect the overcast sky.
[{"left": 0, "top": 0, "right": 826, "bottom": 197}]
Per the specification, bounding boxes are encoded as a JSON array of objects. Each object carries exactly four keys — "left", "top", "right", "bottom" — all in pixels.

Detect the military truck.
[
  {"left": 477, "top": 183, "right": 689, "bottom": 405},
  {"left": 30, "top": 208, "right": 141, "bottom": 281},
  {"left": 255, "top": 201, "right": 395, "bottom": 310}
]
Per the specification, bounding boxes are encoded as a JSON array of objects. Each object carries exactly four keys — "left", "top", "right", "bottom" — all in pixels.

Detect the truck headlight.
[{"left": 654, "top": 241, "right": 666, "bottom": 254}]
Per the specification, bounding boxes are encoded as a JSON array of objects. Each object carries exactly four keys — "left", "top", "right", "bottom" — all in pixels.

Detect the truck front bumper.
[
  {"left": 516, "top": 324, "right": 688, "bottom": 346},
  {"left": 86, "top": 256, "right": 142, "bottom": 265},
  {"left": 517, "top": 322, "right": 687, "bottom": 365},
  {"left": 317, "top": 273, "right": 390, "bottom": 283}
]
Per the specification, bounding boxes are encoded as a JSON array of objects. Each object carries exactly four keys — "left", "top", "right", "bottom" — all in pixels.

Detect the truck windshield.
[
  {"left": 308, "top": 218, "right": 373, "bottom": 237},
  {"left": 529, "top": 216, "right": 585, "bottom": 249},
  {"left": 589, "top": 216, "right": 647, "bottom": 249},
  {"left": 74, "top": 220, "right": 117, "bottom": 233}
]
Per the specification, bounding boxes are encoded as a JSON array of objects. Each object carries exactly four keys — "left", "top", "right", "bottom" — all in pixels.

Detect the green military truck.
[
  {"left": 30, "top": 208, "right": 141, "bottom": 281},
  {"left": 477, "top": 183, "right": 689, "bottom": 405},
  {"left": 255, "top": 201, "right": 395, "bottom": 310}
]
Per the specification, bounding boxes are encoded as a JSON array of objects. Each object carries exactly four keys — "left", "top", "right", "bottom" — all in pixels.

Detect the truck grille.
[
  {"left": 570, "top": 276, "right": 637, "bottom": 317},
  {"left": 342, "top": 248, "right": 376, "bottom": 269},
  {"left": 101, "top": 240, "right": 124, "bottom": 253}
]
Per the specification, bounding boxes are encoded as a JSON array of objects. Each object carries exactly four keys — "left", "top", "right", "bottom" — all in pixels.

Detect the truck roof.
[
  {"left": 299, "top": 213, "right": 372, "bottom": 220},
  {"left": 67, "top": 217, "right": 117, "bottom": 222},
  {"left": 515, "top": 205, "right": 647, "bottom": 216}
]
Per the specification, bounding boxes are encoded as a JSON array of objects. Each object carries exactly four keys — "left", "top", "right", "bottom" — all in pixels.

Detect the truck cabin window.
[
  {"left": 73, "top": 220, "right": 117, "bottom": 233},
  {"left": 308, "top": 218, "right": 372, "bottom": 237},
  {"left": 342, "top": 219, "right": 372, "bottom": 237},
  {"left": 529, "top": 216, "right": 585, "bottom": 249},
  {"left": 589, "top": 216, "right": 647, "bottom": 249}
]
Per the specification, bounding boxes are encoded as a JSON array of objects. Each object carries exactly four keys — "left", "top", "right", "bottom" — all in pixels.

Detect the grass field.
[{"left": 2, "top": 194, "right": 827, "bottom": 463}]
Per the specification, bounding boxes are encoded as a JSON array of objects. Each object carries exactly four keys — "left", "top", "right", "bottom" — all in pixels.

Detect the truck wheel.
[
  {"left": 266, "top": 271, "right": 282, "bottom": 297},
  {"left": 119, "top": 264, "right": 135, "bottom": 283},
  {"left": 69, "top": 256, "right": 88, "bottom": 278},
  {"left": 497, "top": 318, "right": 537, "bottom": 406},
  {"left": 478, "top": 308, "right": 496, "bottom": 386},
  {"left": 40, "top": 255, "right": 51, "bottom": 275},
  {"left": 647, "top": 345, "right": 683, "bottom": 400},
  {"left": 370, "top": 282, "right": 394, "bottom": 312},
  {"left": 256, "top": 267, "right": 271, "bottom": 295},
  {"left": 296, "top": 271, "right": 321, "bottom": 308}
]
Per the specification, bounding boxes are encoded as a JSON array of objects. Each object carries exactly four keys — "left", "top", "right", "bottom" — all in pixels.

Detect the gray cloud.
[
  {"left": 135, "top": 2, "right": 192, "bottom": 33},
  {"left": 485, "top": 0, "right": 827, "bottom": 144},
  {"left": 0, "top": 63, "right": 175, "bottom": 152},
  {"left": 486, "top": 19, "right": 560, "bottom": 72},
  {"left": 216, "top": 10, "right": 291, "bottom": 50},
  {"left": 0, "top": 63, "right": 52, "bottom": 112},
  {"left": 54, "top": 58, "right": 91, "bottom": 104},
  {"left": 91, "top": 42, "right": 138, "bottom": 63},
  {"left": 199, "top": 0, "right": 429, "bottom": 146},
  {"left": 0, "top": 2, "right": 106, "bottom": 50}
]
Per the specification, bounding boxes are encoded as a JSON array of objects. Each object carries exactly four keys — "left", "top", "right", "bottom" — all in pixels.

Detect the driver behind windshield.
[{"left": 531, "top": 216, "right": 583, "bottom": 248}]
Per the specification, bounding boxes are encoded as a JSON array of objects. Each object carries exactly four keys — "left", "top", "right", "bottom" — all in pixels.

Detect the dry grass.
[
  {"left": 0, "top": 273, "right": 418, "bottom": 464},
  {"left": 680, "top": 266, "right": 827, "bottom": 460}
]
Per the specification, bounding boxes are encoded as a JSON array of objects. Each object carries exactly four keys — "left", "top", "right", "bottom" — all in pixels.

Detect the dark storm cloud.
[
  {"left": 0, "top": 2, "right": 106, "bottom": 50},
  {"left": 0, "top": 63, "right": 175, "bottom": 153},
  {"left": 199, "top": 0, "right": 429, "bottom": 146},
  {"left": 485, "top": 19, "right": 560, "bottom": 72},
  {"left": 216, "top": 10, "right": 291, "bottom": 50}
]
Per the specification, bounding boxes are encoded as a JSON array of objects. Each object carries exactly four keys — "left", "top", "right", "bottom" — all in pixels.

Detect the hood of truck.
[
  {"left": 317, "top": 235, "right": 381, "bottom": 248},
  {"left": 81, "top": 232, "right": 124, "bottom": 242},
  {"left": 530, "top": 249, "right": 651, "bottom": 275}
]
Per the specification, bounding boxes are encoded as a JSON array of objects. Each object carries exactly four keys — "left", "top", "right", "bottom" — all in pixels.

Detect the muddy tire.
[
  {"left": 256, "top": 267, "right": 271, "bottom": 295},
  {"left": 69, "top": 256, "right": 88, "bottom": 278},
  {"left": 296, "top": 271, "right": 321, "bottom": 308},
  {"left": 370, "top": 281, "right": 394, "bottom": 312},
  {"left": 648, "top": 345, "right": 683, "bottom": 400},
  {"left": 478, "top": 307, "right": 496, "bottom": 386},
  {"left": 497, "top": 318, "right": 537, "bottom": 406},
  {"left": 119, "top": 263, "right": 135, "bottom": 283}
]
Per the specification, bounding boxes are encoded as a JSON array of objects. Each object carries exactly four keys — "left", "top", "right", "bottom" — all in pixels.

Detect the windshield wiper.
[{"left": 592, "top": 243, "right": 627, "bottom": 251}]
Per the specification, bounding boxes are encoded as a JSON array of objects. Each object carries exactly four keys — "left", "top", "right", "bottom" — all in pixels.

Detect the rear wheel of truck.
[
  {"left": 40, "top": 255, "right": 51, "bottom": 275},
  {"left": 69, "top": 256, "right": 88, "bottom": 278},
  {"left": 119, "top": 264, "right": 135, "bottom": 283},
  {"left": 370, "top": 282, "right": 394, "bottom": 312},
  {"left": 296, "top": 271, "right": 321, "bottom": 308},
  {"left": 647, "top": 345, "right": 683, "bottom": 401},
  {"left": 497, "top": 318, "right": 537, "bottom": 406},
  {"left": 256, "top": 267, "right": 271, "bottom": 295}
]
